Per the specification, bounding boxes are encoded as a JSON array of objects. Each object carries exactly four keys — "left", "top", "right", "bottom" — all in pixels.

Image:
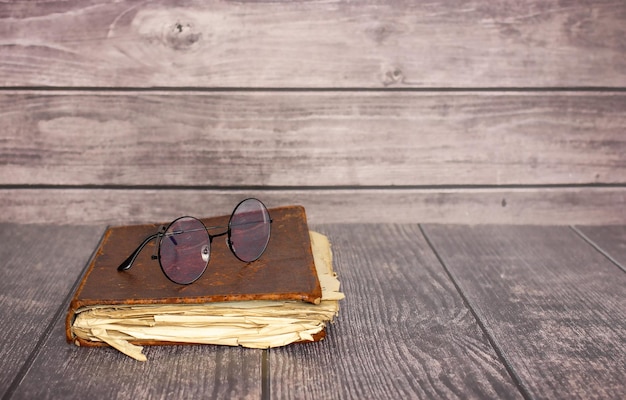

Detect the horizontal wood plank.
[
  {"left": 0, "top": 224, "right": 104, "bottom": 397},
  {"left": 574, "top": 225, "right": 626, "bottom": 272},
  {"left": 269, "top": 224, "right": 521, "bottom": 399},
  {"left": 1, "top": 91, "right": 624, "bottom": 187},
  {"left": 0, "top": 0, "right": 624, "bottom": 88},
  {"left": 421, "top": 225, "right": 626, "bottom": 399},
  {"left": 1, "top": 187, "right": 625, "bottom": 226}
]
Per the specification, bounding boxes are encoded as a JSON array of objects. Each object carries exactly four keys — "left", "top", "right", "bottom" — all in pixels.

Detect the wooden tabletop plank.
[
  {"left": 574, "top": 225, "right": 626, "bottom": 272},
  {"left": 7, "top": 227, "right": 263, "bottom": 400},
  {"left": 12, "top": 317, "right": 263, "bottom": 399},
  {"left": 0, "top": 223, "right": 104, "bottom": 397},
  {"left": 269, "top": 224, "right": 522, "bottom": 399},
  {"left": 421, "top": 225, "right": 626, "bottom": 399},
  {"left": 2, "top": 187, "right": 625, "bottom": 226},
  {"left": 1, "top": 91, "right": 624, "bottom": 187},
  {"left": 0, "top": 0, "right": 624, "bottom": 88}
]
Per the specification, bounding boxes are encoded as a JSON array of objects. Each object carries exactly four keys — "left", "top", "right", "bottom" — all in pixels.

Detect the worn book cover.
[{"left": 65, "top": 205, "right": 343, "bottom": 361}]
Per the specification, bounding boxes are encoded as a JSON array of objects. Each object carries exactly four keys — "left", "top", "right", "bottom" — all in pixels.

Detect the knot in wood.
[
  {"left": 382, "top": 66, "right": 405, "bottom": 86},
  {"left": 163, "top": 21, "right": 202, "bottom": 50}
]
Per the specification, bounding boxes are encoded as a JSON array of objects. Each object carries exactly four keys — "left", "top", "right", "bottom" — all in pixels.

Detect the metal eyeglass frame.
[{"left": 116, "top": 198, "right": 272, "bottom": 281}]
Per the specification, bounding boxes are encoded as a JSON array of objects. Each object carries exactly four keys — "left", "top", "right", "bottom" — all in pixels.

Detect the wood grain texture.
[
  {"left": 269, "top": 224, "right": 521, "bottom": 399},
  {"left": 0, "top": 223, "right": 104, "bottom": 397},
  {"left": 12, "top": 317, "right": 263, "bottom": 399},
  {"left": 0, "top": 0, "right": 624, "bottom": 88},
  {"left": 575, "top": 225, "right": 626, "bottom": 272},
  {"left": 421, "top": 224, "right": 626, "bottom": 399},
  {"left": 1, "top": 91, "right": 624, "bottom": 186},
  {"left": 1, "top": 187, "right": 625, "bottom": 226}
]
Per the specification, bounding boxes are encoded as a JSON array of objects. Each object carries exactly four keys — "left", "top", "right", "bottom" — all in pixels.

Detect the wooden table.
[{"left": 1, "top": 222, "right": 624, "bottom": 399}]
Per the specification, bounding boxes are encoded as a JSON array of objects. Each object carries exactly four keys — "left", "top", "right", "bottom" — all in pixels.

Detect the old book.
[{"left": 66, "top": 205, "right": 344, "bottom": 361}]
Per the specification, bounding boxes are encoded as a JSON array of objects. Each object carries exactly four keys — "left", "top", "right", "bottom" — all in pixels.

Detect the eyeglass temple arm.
[{"left": 117, "top": 233, "right": 160, "bottom": 271}]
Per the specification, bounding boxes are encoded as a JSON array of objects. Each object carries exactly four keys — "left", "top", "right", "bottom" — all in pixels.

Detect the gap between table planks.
[
  {"left": 268, "top": 224, "right": 522, "bottom": 399},
  {"left": 421, "top": 224, "right": 626, "bottom": 399}
]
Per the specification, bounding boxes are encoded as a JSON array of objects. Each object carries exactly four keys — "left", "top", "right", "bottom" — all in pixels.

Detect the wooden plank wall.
[{"left": 0, "top": 0, "right": 624, "bottom": 225}]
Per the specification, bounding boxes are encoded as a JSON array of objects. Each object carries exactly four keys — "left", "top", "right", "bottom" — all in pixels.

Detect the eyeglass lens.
[
  {"left": 229, "top": 198, "right": 272, "bottom": 262},
  {"left": 159, "top": 216, "right": 210, "bottom": 285}
]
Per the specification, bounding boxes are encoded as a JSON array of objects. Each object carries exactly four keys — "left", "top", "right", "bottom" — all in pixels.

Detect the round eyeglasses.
[{"left": 117, "top": 198, "right": 272, "bottom": 284}]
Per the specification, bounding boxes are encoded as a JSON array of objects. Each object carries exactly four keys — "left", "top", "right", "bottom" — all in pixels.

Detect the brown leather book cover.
[{"left": 66, "top": 205, "right": 323, "bottom": 346}]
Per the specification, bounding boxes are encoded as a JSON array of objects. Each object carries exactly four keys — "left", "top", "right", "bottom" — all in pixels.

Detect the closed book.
[{"left": 66, "top": 205, "right": 343, "bottom": 361}]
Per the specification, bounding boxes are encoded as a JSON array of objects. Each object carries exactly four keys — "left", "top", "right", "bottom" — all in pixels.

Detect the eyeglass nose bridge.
[{"left": 205, "top": 228, "right": 237, "bottom": 257}]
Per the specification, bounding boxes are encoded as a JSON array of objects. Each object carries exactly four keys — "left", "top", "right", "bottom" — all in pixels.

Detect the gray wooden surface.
[
  {"left": 2, "top": 222, "right": 625, "bottom": 399},
  {"left": 2, "top": 187, "right": 625, "bottom": 226},
  {"left": 2, "top": 92, "right": 624, "bottom": 187},
  {"left": 0, "top": 0, "right": 624, "bottom": 88},
  {"left": 269, "top": 224, "right": 520, "bottom": 399},
  {"left": 0, "top": 224, "right": 104, "bottom": 394},
  {"left": 0, "top": 1, "right": 624, "bottom": 226},
  {"left": 421, "top": 224, "right": 626, "bottom": 399}
]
